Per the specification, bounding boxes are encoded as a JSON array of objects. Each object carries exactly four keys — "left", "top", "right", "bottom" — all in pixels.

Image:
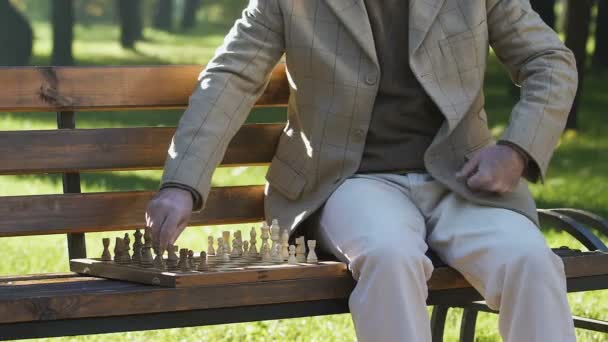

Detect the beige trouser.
[{"left": 311, "top": 173, "right": 576, "bottom": 342}]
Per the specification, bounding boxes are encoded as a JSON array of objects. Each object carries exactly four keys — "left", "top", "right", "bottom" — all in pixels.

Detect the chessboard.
[{"left": 69, "top": 220, "right": 349, "bottom": 288}]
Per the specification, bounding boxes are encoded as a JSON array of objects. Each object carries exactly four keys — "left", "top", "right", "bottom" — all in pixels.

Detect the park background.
[{"left": 1, "top": 0, "right": 607, "bottom": 341}]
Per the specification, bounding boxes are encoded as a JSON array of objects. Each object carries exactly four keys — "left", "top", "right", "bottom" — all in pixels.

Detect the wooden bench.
[{"left": 0, "top": 65, "right": 607, "bottom": 341}]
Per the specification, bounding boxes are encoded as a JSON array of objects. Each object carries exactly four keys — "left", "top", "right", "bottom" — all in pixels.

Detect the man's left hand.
[{"left": 456, "top": 145, "right": 526, "bottom": 194}]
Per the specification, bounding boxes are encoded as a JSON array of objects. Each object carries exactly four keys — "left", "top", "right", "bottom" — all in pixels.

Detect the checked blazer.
[{"left": 161, "top": 0, "right": 578, "bottom": 232}]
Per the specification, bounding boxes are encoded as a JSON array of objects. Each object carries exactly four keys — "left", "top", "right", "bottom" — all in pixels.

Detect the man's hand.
[
  {"left": 456, "top": 145, "right": 526, "bottom": 194},
  {"left": 145, "top": 188, "right": 193, "bottom": 252}
]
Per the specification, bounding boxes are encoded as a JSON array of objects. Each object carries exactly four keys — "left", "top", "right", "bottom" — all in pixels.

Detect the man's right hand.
[{"left": 145, "top": 187, "right": 193, "bottom": 252}]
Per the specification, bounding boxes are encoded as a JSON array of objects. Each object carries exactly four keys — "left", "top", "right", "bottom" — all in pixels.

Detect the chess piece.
[
  {"left": 113, "top": 237, "right": 124, "bottom": 263},
  {"left": 132, "top": 229, "right": 143, "bottom": 264},
  {"left": 270, "top": 220, "right": 282, "bottom": 263},
  {"left": 153, "top": 246, "right": 166, "bottom": 271},
  {"left": 306, "top": 240, "right": 318, "bottom": 263},
  {"left": 101, "top": 238, "right": 112, "bottom": 261},
  {"left": 295, "top": 236, "right": 306, "bottom": 263},
  {"left": 188, "top": 250, "right": 196, "bottom": 269},
  {"left": 260, "top": 222, "right": 270, "bottom": 255},
  {"left": 288, "top": 245, "right": 297, "bottom": 265},
  {"left": 249, "top": 227, "right": 258, "bottom": 256},
  {"left": 281, "top": 230, "right": 289, "bottom": 261},
  {"left": 166, "top": 245, "right": 178, "bottom": 270},
  {"left": 216, "top": 237, "right": 224, "bottom": 256},
  {"left": 207, "top": 236, "right": 215, "bottom": 256},
  {"left": 261, "top": 243, "right": 272, "bottom": 262},
  {"left": 222, "top": 231, "right": 231, "bottom": 255},
  {"left": 231, "top": 237, "right": 239, "bottom": 257},
  {"left": 235, "top": 230, "right": 243, "bottom": 257},
  {"left": 197, "top": 251, "right": 209, "bottom": 271},
  {"left": 123, "top": 233, "right": 132, "bottom": 263},
  {"left": 178, "top": 248, "right": 190, "bottom": 272},
  {"left": 242, "top": 241, "right": 249, "bottom": 258},
  {"left": 140, "top": 227, "right": 154, "bottom": 268}
]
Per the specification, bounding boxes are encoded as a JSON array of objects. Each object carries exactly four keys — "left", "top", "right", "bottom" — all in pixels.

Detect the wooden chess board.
[{"left": 70, "top": 257, "right": 348, "bottom": 288}]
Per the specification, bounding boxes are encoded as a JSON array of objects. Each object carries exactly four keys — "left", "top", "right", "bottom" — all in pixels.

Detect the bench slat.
[
  {"left": 1, "top": 253, "right": 606, "bottom": 324},
  {"left": 0, "top": 64, "right": 289, "bottom": 112},
  {"left": 0, "top": 186, "right": 265, "bottom": 237},
  {"left": 0, "top": 124, "right": 282, "bottom": 175}
]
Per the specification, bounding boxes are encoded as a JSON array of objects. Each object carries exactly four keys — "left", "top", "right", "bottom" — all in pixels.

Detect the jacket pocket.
[{"left": 265, "top": 156, "right": 307, "bottom": 201}]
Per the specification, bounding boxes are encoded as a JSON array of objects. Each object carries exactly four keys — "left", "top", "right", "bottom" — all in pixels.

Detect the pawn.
[
  {"left": 249, "top": 227, "right": 258, "bottom": 256},
  {"left": 132, "top": 229, "right": 143, "bottom": 264},
  {"left": 231, "top": 237, "right": 240, "bottom": 257},
  {"left": 178, "top": 248, "right": 190, "bottom": 272},
  {"left": 197, "top": 251, "right": 209, "bottom": 271},
  {"left": 123, "top": 233, "right": 132, "bottom": 261},
  {"left": 288, "top": 245, "right": 297, "bottom": 265},
  {"left": 207, "top": 236, "right": 215, "bottom": 256},
  {"left": 242, "top": 241, "right": 250, "bottom": 258},
  {"left": 306, "top": 240, "right": 318, "bottom": 263},
  {"left": 188, "top": 250, "right": 196, "bottom": 269},
  {"left": 166, "top": 245, "right": 178, "bottom": 270},
  {"left": 216, "top": 237, "right": 225, "bottom": 256},
  {"left": 101, "top": 238, "right": 112, "bottom": 261},
  {"left": 153, "top": 246, "right": 166, "bottom": 271},
  {"left": 295, "top": 236, "right": 306, "bottom": 263},
  {"left": 261, "top": 243, "right": 272, "bottom": 262},
  {"left": 140, "top": 244, "right": 153, "bottom": 268}
]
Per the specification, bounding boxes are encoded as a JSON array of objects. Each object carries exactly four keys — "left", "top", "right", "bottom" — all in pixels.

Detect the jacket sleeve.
[
  {"left": 161, "top": 0, "right": 285, "bottom": 208},
  {"left": 486, "top": 0, "right": 578, "bottom": 182}
]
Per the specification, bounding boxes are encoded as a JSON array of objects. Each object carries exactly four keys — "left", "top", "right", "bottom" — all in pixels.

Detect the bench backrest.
[{"left": 0, "top": 65, "right": 289, "bottom": 258}]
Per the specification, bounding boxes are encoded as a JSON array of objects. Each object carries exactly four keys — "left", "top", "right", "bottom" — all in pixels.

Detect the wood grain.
[
  {"left": 0, "top": 186, "right": 265, "bottom": 237},
  {"left": 0, "top": 124, "right": 282, "bottom": 175},
  {"left": 1, "top": 252, "right": 607, "bottom": 324},
  {"left": 0, "top": 64, "right": 289, "bottom": 112}
]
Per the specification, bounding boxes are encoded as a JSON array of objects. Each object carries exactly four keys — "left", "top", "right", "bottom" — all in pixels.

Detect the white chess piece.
[
  {"left": 261, "top": 243, "right": 272, "bottom": 262},
  {"left": 288, "top": 245, "right": 297, "bottom": 265},
  {"left": 261, "top": 222, "right": 270, "bottom": 256},
  {"left": 270, "top": 219, "right": 281, "bottom": 261},
  {"left": 249, "top": 227, "right": 258, "bottom": 256},
  {"left": 281, "top": 230, "right": 289, "bottom": 261},
  {"left": 295, "top": 236, "right": 306, "bottom": 262},
  {"left": 207, "top": 236, "right": 215, "bottom": 256},
  {"left": 306, "top": 240, "right": 318, "bottom": 263},
  {"left": 243, "top": 240, "right": 249, "bottom": 258}
]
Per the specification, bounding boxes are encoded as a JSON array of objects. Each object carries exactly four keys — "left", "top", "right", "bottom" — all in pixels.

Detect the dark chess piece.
[
  {"left": 123, "top": 233, "right": 132, "bottom": 263},
  {"left": 140, "top": 227, "right": 154, "bottom": 268},
  {"left": 153, "top": 246, "right": 167, "bottom": 271},
  {"left": 132, "top": 229, "right": 143, "bottom": 264},
  {"left": 197, "top": 251, "right": 209, "bottom": 271},
  {"left": 178, "top": 248, "right": 190, "bottom": 272},
  {"left": 101, "top": 238, "right": 112, "bottom": 261},
  {"left": 167, "top": 245, "right": 179, "bottom": 270},
  {"left": 113, "top": 237, "right": 124, "bottom": 263},
  {"left": 188, "top": 250, "right": 196, "bottom": 269}
]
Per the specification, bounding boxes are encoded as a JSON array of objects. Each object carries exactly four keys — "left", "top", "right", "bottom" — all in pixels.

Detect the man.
[{"left": 146, "top": 0, "right": 578, "bottom": 341}]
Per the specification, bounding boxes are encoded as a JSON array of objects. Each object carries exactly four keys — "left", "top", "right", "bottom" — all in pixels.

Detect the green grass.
[{"left": 2, "top": 8, "right": 608, "bottom": 341}]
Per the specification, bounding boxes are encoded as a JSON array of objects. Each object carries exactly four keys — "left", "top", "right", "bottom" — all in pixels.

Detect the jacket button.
[
  {"left": 365, "top": 73, "right": 378, "bottom": 85},
  {"left": 353, "top": 128, "right": 366, "bottom": 142}
]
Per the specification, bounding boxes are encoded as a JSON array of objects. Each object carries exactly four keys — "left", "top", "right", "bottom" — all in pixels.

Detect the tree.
[
  {"left": 181, "top": 0, "right": 202, "bottom": 31},
  {"left": 52, "top": 0, "right": 75, "bottom": 66},
  {"left": 154, "top": 0, "right": 174, "bottom": 31},
  {"left": 564, "top": 0, "right": 594, "bottom": 130},
  {"left": 593, "top": 0, "right": 608, "bottom": 69},
  {"left": 117, "top": 0, "right": 144, "bottom": 49},
  {"left": 0, "top": 0, "right": 33, "bottom": 66}
]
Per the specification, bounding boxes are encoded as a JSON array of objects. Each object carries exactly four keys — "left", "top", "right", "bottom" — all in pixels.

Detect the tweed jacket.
[{"left": 161, "top": 0, "right": 578, "bottom": 231}]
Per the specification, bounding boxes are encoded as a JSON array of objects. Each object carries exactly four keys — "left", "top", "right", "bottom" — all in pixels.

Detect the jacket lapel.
[
  {"left": 323, "top": 0, "right": 378, "bottom": 66},
  {"left": 409, "top": 0, "right": 445, "bottom": 56}
]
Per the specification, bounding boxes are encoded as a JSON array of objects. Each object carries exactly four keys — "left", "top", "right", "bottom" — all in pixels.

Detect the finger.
[
  {"left": 150, "top": 213, "right": 167, "bottom": 247},
  {"left": 456, "top": 154, "right": 480, "bottom": 180},
  {"left": 159, "top": 214, "right": 180, "bottom": 252},
  {"left": 169, "top": 221, "right": 189, "bottom": 246},
  {"left": 467, "top": 170, "right": 493, "bottom": 191}
]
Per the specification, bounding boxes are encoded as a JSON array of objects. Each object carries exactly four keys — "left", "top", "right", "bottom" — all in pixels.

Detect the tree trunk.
[
  {"left": 530, "top": 0, "right": 556, "bottom": 29},
  {"left": 564, "top": 0, "right": 593, "bottom": 130},
  {"left": 154, "top": 0, "right": 174, "bottom": 31},
  {"left": 593, "top": 0, "right": 608, "bottom": 68},
  {"left": 118, "top": 0, "right": 143, "bottom": 49},
  {"left": 134, "top": 0, "right": 144, "bottom": 41},
  {"left": 0, "top": 0, "right": 33, "bottom": 66},
  {"left": 181, "top": 0, "right": 201, "bottom": 31},
  {"left": 52, "top": 0, "right": 75, "bottom": 66}
]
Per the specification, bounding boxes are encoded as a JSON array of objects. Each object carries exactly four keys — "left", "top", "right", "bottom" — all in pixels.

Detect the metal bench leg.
[
  {"left": 431, "top": 305, "right": 450, "bottom": 342},
  {"left": 459, "top": 306, "right": 479, "bottom": 342}
]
